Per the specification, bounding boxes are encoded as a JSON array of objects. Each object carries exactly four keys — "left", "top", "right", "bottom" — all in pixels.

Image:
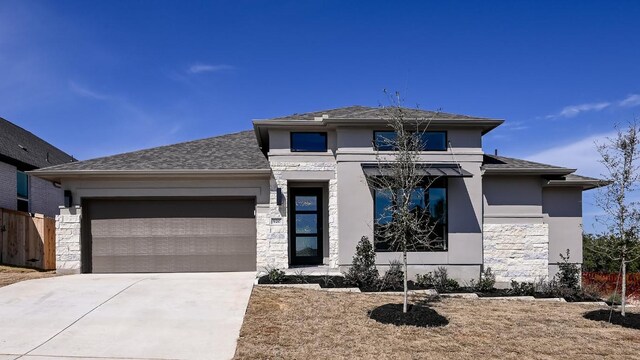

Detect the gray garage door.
[{"left": 83, "top": 198, "right": 256, "bottom": 273}]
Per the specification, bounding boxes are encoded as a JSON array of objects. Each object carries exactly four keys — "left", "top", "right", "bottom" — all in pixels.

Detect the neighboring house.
[
  {"left": 0, "top": 117, "right": 74, "bottom": 217},
  {"left": 32, "top": 106, "right": 606, "bottom": 285}
]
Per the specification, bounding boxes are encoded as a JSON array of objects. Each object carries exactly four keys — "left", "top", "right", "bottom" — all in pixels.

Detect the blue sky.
[{"left": 1, "top": 0, "right": 639, "bottom": 233}]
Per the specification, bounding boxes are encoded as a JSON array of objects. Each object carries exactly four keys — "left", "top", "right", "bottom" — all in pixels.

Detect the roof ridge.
[{"left": 262, "top": 105, "right": 494, "bottom": 121}]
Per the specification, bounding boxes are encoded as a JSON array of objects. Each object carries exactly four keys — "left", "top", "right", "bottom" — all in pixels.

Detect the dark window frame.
[
  {"left": 373, "top": 130, "right": 448, "bottom": 152},
  {"left": 290, "top": 132, "right": 328, "bottom": 152},
  {"left": 289, "top": 187, "right": 324, "bottom": 265},
  {"left": 373, "top": 177, "right": 448, "bottom": 252},
  {"left": 16, "top": 170, "right": 29, "bottom": 212}
]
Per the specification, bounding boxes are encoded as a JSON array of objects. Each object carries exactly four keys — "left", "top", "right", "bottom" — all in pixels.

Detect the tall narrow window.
[{"left": 17, "top": 171, "right": 29, "bottom": 212}]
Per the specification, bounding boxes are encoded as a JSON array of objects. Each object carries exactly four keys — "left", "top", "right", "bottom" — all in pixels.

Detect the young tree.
[
  {"left": 595, "top": 120, "right": 640, "bottom": 316},
  {"left": 369, "top": 92, "right": 447, "bottom": 313}
]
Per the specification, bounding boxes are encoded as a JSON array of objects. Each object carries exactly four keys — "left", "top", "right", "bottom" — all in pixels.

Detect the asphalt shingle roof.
[
  {"left": 0, "top": 117, "right": 74, "bottom": 169},
  {"left": 267, "top": 105, "right": 492, "bottom": 121},
  {"left": 36, "top": 130, "right": 269, "bottom": 172},
  {"left": 482, "top": 154, "right": 572, "bottom": 171},
  {"left": 564, "top": 174, "right": 602, "bottom": 182}
]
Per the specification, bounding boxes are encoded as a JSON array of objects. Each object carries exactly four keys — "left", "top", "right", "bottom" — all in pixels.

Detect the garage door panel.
[
  {"left": 92, "top": 254, "right": 256, "bottom": 273},
  {"left": 86, "top": 199, "right": 256, "bottom": 273},
  {"left": 91, "top": 218, "right": 256, "bottom": 238},
  {"left": 92, "top": 235, "right": 256, "bottom": 256}
]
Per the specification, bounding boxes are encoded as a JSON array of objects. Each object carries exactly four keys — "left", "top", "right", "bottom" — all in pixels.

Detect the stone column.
[{"left": 55, "top": 206, "right": 82, "bottom": 274}]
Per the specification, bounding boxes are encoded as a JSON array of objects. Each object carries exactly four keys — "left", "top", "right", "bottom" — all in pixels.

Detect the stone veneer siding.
[
  {"left": 256, "top": 162, "right": 338, "bottom": 269},
  {"left": 483, "top": 223, "right": 549, "bottom": 283},
  {"left": 55, "top": 206, "right": 82, "bottom": 273}
]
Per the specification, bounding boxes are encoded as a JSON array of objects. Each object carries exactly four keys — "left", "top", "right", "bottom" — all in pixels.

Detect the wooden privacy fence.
[{"left": 0, "top": 208, "right": 55, "bottom": 270}]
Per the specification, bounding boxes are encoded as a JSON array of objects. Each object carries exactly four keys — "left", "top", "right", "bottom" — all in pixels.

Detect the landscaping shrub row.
[{"left": 259, "top": 237, "right": 603, "bottom": 302}]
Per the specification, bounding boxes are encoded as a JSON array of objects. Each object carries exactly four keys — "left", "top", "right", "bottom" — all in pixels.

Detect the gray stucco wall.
[
  {"left": 483, "top": 176, "right": 544, "bottom": 224},
  {"left": 0, "top": 161, "right": 17, "bottom": 210},
  {"left": 263, "top": 126, "right": 486, "bottom": 280},
  {"left": 542, "top": 187, "right": 583, "bottom": 278},
  {"left": 335, "top": 127, "right": 485, "bottom": 283},
  {"left": 61, "top": 177, "right": 270, "bottom": 205},
  {"left": 483, "top": 175, "right": 586, "bottom": 283}
]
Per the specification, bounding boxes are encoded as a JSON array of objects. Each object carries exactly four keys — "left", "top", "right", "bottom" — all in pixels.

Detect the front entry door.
[{"left": 290, "top": 188, "right": 323, "bottom": 265}]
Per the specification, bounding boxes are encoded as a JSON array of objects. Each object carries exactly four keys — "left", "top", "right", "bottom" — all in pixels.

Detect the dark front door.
[{"left": 289, "top": 188, "right": 323, "bottom": 265}]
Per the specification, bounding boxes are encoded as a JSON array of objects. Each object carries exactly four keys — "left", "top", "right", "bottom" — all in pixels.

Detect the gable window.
[
  {"left": 291, "top": 132, "right": 327, "bottom": 152},
  {"left": 17, "top": 171, "right": 29, "bottom": 212},
  {"left": 374, "top": 131, "right": 447, "bottom": 151},
  {"left": 373, "top": 177, "right": 447, "bottom": 252}
]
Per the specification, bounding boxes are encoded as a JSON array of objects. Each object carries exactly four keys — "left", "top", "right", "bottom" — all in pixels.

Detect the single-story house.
[
  {"left": 32, "top": 106, "right": 607, "bottom": 285},
  {"left": 1, "top": 117, "right": 74, "bottom": 217}
]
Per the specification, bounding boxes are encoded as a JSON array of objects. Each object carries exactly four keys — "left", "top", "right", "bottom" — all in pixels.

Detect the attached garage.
[{"left": 81, "top": 198, "right": 257, "bottom": 273}]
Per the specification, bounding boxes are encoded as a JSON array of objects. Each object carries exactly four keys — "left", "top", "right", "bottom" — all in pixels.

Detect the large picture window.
[
  {"left": 374, "top": 131, "right": 447, "bottom": 151},
  {"left": 373, "top": 177, "right": 447, "bottom": 252},
  {"left": 17, "top": 171, "right": 29, "bottom": 212}
]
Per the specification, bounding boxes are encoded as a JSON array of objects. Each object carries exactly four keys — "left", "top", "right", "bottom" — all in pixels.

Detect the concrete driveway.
[{"left": 0, "top": 272, "right": 255, "bottom": 360}]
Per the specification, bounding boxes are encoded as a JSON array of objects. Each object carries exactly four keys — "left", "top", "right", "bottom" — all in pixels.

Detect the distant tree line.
[{"left": 583, "top": 233, "right": 640, "bottom": 273}]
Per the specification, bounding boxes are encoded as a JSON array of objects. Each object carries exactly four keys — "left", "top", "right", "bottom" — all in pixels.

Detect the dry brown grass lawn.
[
  {"left": 0, "top": 265, "right": 56, "bottom": 287},
  {"left": 235, "top": 287, "right": 640, "bottom": 360}
]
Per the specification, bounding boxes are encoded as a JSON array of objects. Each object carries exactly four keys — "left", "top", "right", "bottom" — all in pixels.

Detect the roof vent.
[
  {"left": 18, "top": 144, "right": 27, "bottom": 152},
  {"left": 494, "top": 149, "right": 498, "bottom": 156}
]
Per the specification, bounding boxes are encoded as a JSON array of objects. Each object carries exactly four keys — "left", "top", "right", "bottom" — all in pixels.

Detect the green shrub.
[
  {"left": 476, "top": 267, "right": 496, "bottom": 292},
  {"left": 510, "top": 280, "right": 535, "bottom": 296},
  {"left": 555, "top": 249, "right": 580, "bottom": 291},
  {"left": 379, "top": 260, "right": 404, "bottom": 291},
  {"left": 416, "top": 272, "right": 436, "bottom": 288},
  {"left": 265, "top": 266, "right": 285, "bottom": 284},
  {"left": 344, "top": 236, "right": 379, "bottom": 289},
  {"left": 416, "top": 266, "right": 459, "bottom": 292},
  {"left": 607, "top": 292, "right": 622, "bottom": 305}
]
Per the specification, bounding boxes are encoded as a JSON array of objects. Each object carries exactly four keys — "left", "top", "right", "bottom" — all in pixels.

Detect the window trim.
[
  {"left": 373, "top": 130, "right": 448, "bottom": 152},
  {"left": 290, "top": 132, "right": 328, "bottom": 152},
  {"left": 372, "top": 178, "right": 448, "bottom": 252}
]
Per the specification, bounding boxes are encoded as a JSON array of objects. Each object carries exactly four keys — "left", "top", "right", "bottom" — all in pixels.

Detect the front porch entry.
[{"left": 289, "top": 187, "right": 324, "bottom": 266}]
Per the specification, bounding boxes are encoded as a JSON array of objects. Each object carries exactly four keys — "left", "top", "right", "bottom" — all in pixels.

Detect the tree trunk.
[
  {"left": 403, "top": 251, "right": 408, "bottom": 313},
  {"left": 621, "top": 257, "right": 627, "bottom": 317}
]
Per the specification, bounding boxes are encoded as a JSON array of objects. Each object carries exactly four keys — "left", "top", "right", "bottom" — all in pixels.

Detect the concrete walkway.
[{"left": 0, "top": 272, "right": 256, "bottom": 360}]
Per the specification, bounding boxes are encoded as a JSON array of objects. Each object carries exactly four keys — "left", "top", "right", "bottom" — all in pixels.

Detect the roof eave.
[
  {"left": 482, "top": 168, "right": 576, "bottom": 176},
  {"left": 545, "top": 179, "right": 612, "bottom": 190},
  {"left": 253, "top": 118, "right": 504, "bottom": 133},
  {"left": 28, "top": 168, "right": 272, "bottom": 182}
]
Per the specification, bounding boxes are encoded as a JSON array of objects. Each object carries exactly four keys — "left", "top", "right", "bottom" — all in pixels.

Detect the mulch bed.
[
  {"left": 368, "top": 303, "right": 449, "bottom": 327},
  {"left": 583, "top": 309, "right": 640, "bottom": 330},
  {"left": 258, "top": 275, "right": 604, "bottom": 302},
  {"left": 257, "top": 275, "right": 351, "bottom": 288},
  {"left": 257, "top": 275, "right": 434, "bottom": 291}
]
